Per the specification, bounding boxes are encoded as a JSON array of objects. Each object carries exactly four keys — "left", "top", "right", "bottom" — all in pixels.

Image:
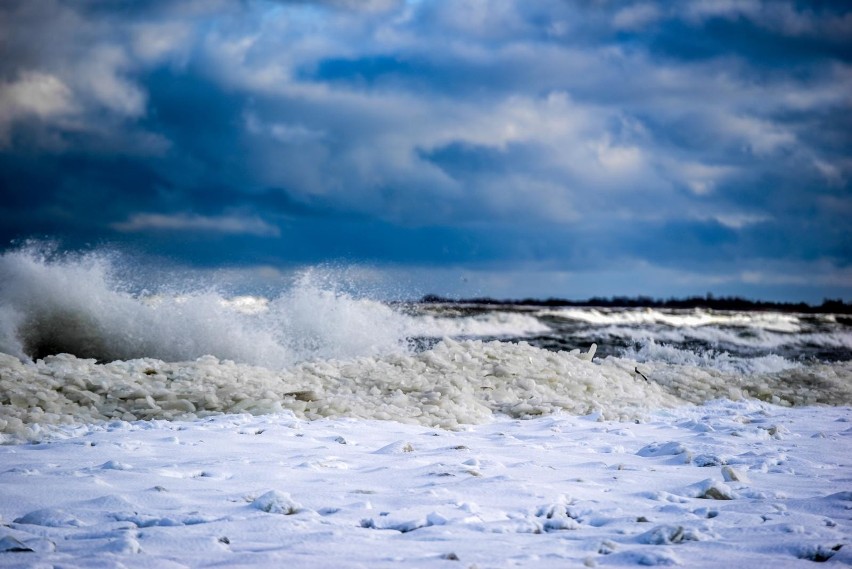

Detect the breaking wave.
[
  {"left": 0, "top": 246, "right": 407, "bottom": 367},
  {"left": 0, "top": 245, "right": 547, "bottom": 368},
  {"left": 541, "top": 307, "right": 803, "bottom": 333},
  {"left": 620, "top": 340, "right": 801, "bottom": 375},
  {"left": 1, "top": 243, "right": 850, "bottom": 443}
]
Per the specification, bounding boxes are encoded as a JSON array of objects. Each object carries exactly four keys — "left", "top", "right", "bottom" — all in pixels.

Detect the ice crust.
[{"left": 2, "top": 339, "right": 851, "bottom": 442}]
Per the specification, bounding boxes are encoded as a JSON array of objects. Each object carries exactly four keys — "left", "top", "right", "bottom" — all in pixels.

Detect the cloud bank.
[{"left": 0, "top": 0, "right": 849, "bottom": 300}]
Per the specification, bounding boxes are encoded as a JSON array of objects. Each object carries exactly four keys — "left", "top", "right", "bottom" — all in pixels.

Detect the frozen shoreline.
[
  {"left": 1, "top": 401, "right": 850, "bottom": 568},
  {"left": 4, "top": 340, "right": 851, "bottom": 443}
]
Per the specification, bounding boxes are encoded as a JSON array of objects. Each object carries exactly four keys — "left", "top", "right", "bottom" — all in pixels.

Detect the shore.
[{"left": 1, "top": 400, "right": 850, "bottom": 568}]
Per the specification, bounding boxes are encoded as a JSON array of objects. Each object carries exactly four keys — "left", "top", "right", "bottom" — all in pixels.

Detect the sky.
[{"left": 0, "top": 0, "right": 850, "bottom": 302}]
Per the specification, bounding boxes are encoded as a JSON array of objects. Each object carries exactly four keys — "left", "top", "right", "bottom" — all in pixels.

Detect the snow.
[{"left": 1, "top": 400, "right": 850, "bottom": 568}]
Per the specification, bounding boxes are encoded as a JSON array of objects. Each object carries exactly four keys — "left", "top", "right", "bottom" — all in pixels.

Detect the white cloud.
[
  {"left": 721, "top": 115, "right": 795, "bottom": 156},
  {"left": 77, "top": 46, "right": 147, "bottom": 117},
  {"left": 143, "top": 1, "right": 849, "bottom": 230},
  {"left": 112, "top": 213, "right": 281, "bottom": 237},
  {"left": 613, "top": 3, "right": 662, "bottom": 31},
  {"left": 244, "top": 112, "right": 326, "bottom": 143},
  {"left": 670, "top": 161, "right": 737, "bottom": 196},
  {"left": 323, "top": 0, "right": 402, "bottom": 11},
  {"left": 132, "top": 22, "right": 193, "bottom": 64},
  {"left": 682, "top": 0, "right": 761, "bottom": 23},
  {"left": 813, "top": 159, "right": 844, "bottom": 188},
  {"left": 707, "top": 213, "right": 769, "bottom": 229},
  {"left": 593, "top": 136, "right": 644, "bottom": 173},
  {"left": 0, "top": 71, "right": 77, "bottom": 145},
  {"left": 738, "top": 264, "right": 852, "bottom": 287},
  {"left": 0, "top": 71, "right": 75, "bottom": 118}
]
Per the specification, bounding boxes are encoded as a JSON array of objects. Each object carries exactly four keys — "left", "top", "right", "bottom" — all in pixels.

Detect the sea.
[{"left": 1, "top": 244, "right": 851, "bottom": 443}]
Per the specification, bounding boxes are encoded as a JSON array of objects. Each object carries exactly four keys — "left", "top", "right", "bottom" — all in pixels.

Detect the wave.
[
  {"left": 2, "top": 243, "right": 850, "bottom": 442},
  {"left": 0, "top": 245, "right": 555, "bottom": 368},
  {"left": 619, "top": 339, "right": 800, "bottom": 375},
  {"left": 0, "top": 245, "right": 414, "bottom": 367},
  {"left": 570, "top": 323, "right": 852, "bottom": 354},
  {"left": 2, "top": 339, "right": 850, "bottom": 442},
  {"left": 404, "top": 312, "right": 550, "bottom": 338},
  {"left": 217, "top": 295, "right": 551, "bottom": 338},
  {"left": 541, "top": 307, "right": 803, "bottom": 333}
]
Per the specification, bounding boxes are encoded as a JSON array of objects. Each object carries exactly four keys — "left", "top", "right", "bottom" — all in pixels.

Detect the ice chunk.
[
  {"left": 14, "top": 508, "right": 83, "bottom": 527},
  {"left": 252, "top": 491, "right": 302, "bottom": 515}
]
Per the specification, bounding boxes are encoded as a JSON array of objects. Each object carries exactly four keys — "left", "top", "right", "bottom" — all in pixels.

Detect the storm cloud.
[{"left": 0, "top": 0, "right": 849, "bottom": 300}]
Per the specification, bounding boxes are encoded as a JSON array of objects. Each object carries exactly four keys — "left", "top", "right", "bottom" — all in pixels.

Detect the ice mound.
[
  {"left": 620, "top": 355, "right": 852, "bottom": 407},
  {"left": 3, "top": 339, "right": 851, "bottom": 442},
  {"left": 0, "top": 340, "right": 676, "bottom": 441}
]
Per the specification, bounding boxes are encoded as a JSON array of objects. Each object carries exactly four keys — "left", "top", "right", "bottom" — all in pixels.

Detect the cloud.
[
  {"left": 0, "top": 71, "right": 77, "bottom": 145},
  {"left": 0, "top": 0, "right": 849, "bottom": 300},
  {"left": 270, "top": 0, "right": 402, "bottom": 11},
  {"left": 131, "top": 21, "right": 193, "bottom": 64},
  {"left": 613, "top": 3, "right": 663, "bottom": 31},
  {"left": 111, "top": 213, "right": 281, "bottom": 237}
]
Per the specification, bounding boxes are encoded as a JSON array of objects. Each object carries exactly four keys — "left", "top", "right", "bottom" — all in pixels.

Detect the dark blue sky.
[{"left": 1, "top": 0, "right": 850, "bottom": 301}]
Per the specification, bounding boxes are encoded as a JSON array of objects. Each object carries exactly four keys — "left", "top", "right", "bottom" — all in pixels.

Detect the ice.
[
  {"left": 0, "top": 340, "right": 684, "bottom": 441},
  {"left": 4, "top": 335, "right": 850, "bottom": 443},
  {"left": 0, "top": 536, "right": 33, "bottom": 553},
  {"left": 13, "top": 508, "right": 84, "bottom": 528},
  {"left": 251, "top": 491, "right": 302, "bottom": 515}
]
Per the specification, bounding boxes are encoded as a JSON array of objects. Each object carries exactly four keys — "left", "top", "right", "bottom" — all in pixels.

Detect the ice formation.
[{"left": 2, "top": 340, "right": 851, "bottom": 442}]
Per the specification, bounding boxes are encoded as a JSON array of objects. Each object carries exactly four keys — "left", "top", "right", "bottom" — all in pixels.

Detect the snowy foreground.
[{"left": 1, "top": 401, "right": 850, "bottom": 568}]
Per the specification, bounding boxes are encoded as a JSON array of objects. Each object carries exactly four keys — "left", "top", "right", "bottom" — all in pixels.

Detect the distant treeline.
[{"left": 419, "top": 294, "right": 852, "bottom": 314}]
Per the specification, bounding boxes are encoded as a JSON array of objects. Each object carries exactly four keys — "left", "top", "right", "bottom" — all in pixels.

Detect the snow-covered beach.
[
  {"left": 3, "top": 0, "right": 851, "bottom": 565},
  {"left": 1, "top": 249, "right": 850, "bottom": 567},
  {"left": 1, "top": 402, "right": 850, "bottom": 568}
]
